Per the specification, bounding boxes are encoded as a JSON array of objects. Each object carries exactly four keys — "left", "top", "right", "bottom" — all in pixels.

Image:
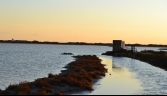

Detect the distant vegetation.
[
  {"left": 0, "top": 40, "right": 111, "bottom": 46},
  {"left": 135, "top": 50, "right": 167, "bottom": 70},
  {"left": 0, "top": 40, "right": 167, "bottom": 47},
  {"left": 102, "top": 50, "right": 167, "bottom": 71},
  {"left": 125, "top": 44, "right": 167, "bottom": 47}
]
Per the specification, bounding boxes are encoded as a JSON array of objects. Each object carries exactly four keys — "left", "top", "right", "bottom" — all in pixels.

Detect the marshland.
[
  {"left": 0, "top": 44, "right": 167, "bottom": 95},
  {"left": 0, "top": 55, "right": 107, "bottom": 95}
]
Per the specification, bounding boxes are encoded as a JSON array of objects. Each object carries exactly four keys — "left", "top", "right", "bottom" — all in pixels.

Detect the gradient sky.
[{"left": 0, "top": 0, "right": 167, "bottom": 44}]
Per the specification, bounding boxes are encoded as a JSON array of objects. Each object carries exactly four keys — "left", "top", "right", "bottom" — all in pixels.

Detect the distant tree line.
[
  {"left": 0, "top": 40, "right": 111, "bottom": 46},
  {"left": 0, "top": 40, "right": 167, "bottom": 47},
  {"left": 125, "top": 44, "right": 167, "bottom": 47}
]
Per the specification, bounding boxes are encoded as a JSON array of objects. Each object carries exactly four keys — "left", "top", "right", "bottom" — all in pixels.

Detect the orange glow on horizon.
[{"left": 1, "top": 0, "right": 167, "bottom": 44}]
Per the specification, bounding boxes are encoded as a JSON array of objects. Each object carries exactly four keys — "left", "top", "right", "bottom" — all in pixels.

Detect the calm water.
[{"left": 0, "top": 43, "right": 167, "bottom": 95}]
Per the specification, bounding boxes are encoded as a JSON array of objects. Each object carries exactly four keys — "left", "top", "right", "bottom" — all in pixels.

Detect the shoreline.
[
  {"left": 89, "top": 56, "right": 143, "bottom": 95},
  {"left": 102, "top": 50, "right": 167, "bottom": 71},
  {"left": 1, "top": 42, "right": 167, "bottom": 47},
  {"left": 0, "top": 55, "right": 107, "bottom": 95}
]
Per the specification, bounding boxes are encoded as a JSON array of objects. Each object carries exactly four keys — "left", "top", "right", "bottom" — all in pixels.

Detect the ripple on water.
[
  {"left": 80, "top": 56, "right": 143, "bottom": 95},
  {"left": 111, "top": 56, "right": 167, "bottom": 95}
]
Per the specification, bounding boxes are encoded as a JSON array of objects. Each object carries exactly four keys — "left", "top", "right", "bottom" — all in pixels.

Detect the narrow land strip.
[
  {"left": 102, "top": 50, "right": 167, "bottom": 71},
  {"left": 0, "top": 55, "right": 107, "bottom": 95}
]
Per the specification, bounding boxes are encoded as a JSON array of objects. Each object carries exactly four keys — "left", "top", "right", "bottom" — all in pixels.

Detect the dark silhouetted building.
[{"left": 113, "top": 40, "right": 126, "bottom": 52}]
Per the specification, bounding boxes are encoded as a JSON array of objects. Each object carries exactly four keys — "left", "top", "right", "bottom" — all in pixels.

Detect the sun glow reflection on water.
[{"left": 88, "top": 56, "right": 143, "bottom": 95}]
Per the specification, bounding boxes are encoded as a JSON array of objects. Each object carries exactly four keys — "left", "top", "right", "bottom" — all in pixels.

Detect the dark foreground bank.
[
  {"left": 0, "top": 55, "right": 107, "bottom": 95},
  {"left": 102, "top": 50, "right": 167, "bottom": 71}
]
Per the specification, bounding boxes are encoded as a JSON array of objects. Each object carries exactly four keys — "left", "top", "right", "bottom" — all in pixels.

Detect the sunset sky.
[{"left": 0, "top": 0, "right": 167, "bottom": 44}]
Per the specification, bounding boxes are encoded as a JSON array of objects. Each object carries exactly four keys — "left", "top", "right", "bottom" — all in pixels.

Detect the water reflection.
[{"left": 88, "top": 56, "right": 143, "bottom": 95}]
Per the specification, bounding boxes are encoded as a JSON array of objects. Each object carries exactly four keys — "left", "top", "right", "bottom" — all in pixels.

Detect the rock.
[{"left": 61, "top": 53, "right": 74, "bottom": 55}]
